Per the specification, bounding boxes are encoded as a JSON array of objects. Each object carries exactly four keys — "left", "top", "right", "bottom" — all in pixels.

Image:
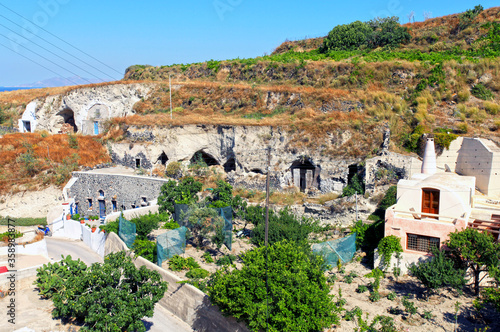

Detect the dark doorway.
[
  {"left": 291, "top": 158, "right": 318, "bottom": 192},
  {"left": 23, "top": 121, "right": 31, "bottom": 132},
  {"left": 223, "top": 157, "right": 236, "bottom": 172},
  {"left": 58, "top": 108, "right": 78, "bottom": 132},
  {"left": 158, "top": 152, "right": 169, "bottom": 166},
  {"left": 190, "top": 150, "right": 219, "bottom": 166}
]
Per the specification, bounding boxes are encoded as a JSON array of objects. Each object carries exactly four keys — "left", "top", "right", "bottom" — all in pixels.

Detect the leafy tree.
[
  {"left": 320, "top": 21, "right": 372, "bottom": 52},
  {"left": 408, "top": 248, "right": 465, "bottom": 297},
  {"left": 209, "top": 240, "right": 338, "bottom": 331},
  {"left": 35, "top": 252, "right": 168, "bottom": 332},
  {"left": 249, "top": 206, "right": 316, "bottom": 246},
  {"left": 445, "top": 228, "right": 500, "bottom": 295},
  {"left": 366, "top": 16, "right": 411, "bottom": 48},
  {"left": 157, "top": 176, "right": 202, "bottom": 214}
]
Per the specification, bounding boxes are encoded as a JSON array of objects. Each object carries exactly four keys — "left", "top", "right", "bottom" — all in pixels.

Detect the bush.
[
  {"left": 387, "top": 292, "right": 396, "bottom": 301},
  {"left": 186, "top": 268, "right": 210, "bottom": 279},
  {"left": 215, "top": 254, "right": 237, "bottom": 266},
  {"left": 166, "top": 161, "right": 182, "bottom": 178},
  {"left": 356, "top": 285, "right": 369, "bottom": 293},
  {"left": 471, "top": 84, "right": 494, "bottom": 100},
  {"left": 209, "top": 240, "right": 339, "bottom": 331},
  {"left": 100, "top": 219, "right": 119, "bottom": 233},
  {"left": 484, "top": 101, "right": 500, "bottom": 115},
  {"left": 157, "top": 177, "right": 202, "bottom": 214},
  {"left": 35, "top": 252, "right": 167, "bottom": 332},
  {"left": 130, "top": 212, "right": 171, "bottom": 240},
  {"left": 132, "top": 239, "right": 157, "bottom": 263},
  {"left": 162, "top": 220, "right": 180, "bottom": 229},
  {"left": 249, "top": 206, "right": 317, "bottom": 247},
  {"left": 408, "top": 248, "right": 465, "bottom": 296},
  {"left": 202, "top": 251, "right": 214, "bottom": 263},
  {"left": 341, "top": 173, "right": 364, "bottom": 197},
  {"left": 377, "top": 235, "right": 403, "bottom": 271},
  {"left": 369, "top": 291, "right": 380, "bottom": 302},
  {"left": 168, "top": 255, "right": 200, "bottom": 271}
]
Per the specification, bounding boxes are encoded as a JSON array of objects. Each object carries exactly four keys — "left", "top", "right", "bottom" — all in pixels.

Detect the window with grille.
[{"left": 407, "top": 233, "right": 440, "bottom": 252}]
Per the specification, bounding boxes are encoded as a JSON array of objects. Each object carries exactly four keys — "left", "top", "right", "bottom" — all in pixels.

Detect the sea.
[{"left": 0, "top": 87, "right": 39, "bottom": 92}]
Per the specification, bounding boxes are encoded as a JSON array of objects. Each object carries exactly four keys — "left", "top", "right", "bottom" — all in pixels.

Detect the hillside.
[
  {"left": 0, "top": 5, "right": 500, "bottom": 196},
  {"left": 118, "top": 5, "right": 500, "bottom": 152}
]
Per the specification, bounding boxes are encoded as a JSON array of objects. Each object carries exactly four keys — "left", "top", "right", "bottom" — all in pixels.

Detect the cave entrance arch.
[
  {"left": 223, "top": 157, "right": 236, "bottom": 172},
  {"left": 58, "top": 108, "right": 78, "bottom": 133},
  {"left": 291, "top": 158, "right": 320, "bottom": 192},
  {"left": 190, "top": 150, "right": 219, "bottom": 166}
]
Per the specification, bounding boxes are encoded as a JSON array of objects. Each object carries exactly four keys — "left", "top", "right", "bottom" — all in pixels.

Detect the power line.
[
  {"left": 0, "top": 41, "right": 81, "bottom": 86},
  {"left": 0, "top": 3, "right": 123, "bottom": 77},
  {"left": 0, "top": 21, "right": 108, "bottom": 83},
  {"left": 0, "top": 33, "right": 95, "bottom": 85}
]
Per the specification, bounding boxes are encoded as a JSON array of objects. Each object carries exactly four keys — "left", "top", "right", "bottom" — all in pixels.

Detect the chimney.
[{"left": 421, "top": 138, "right": 436, "bottom": 175}]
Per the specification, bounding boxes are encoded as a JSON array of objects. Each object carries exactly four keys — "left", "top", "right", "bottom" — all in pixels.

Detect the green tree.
[
  {"left": 341, "top": 173, "right": 364, "bottom": 197},
  {"left": 35, "top": 252, "right": 168, "bottom": 332},
  {"left": 185, "top": 204, "right": 225, "bottom": 248},
  {"left": 367, "top": 16, "right": 411, "bottom": 48},
  {"left": 445, "top": 228, "right": 500, "bottom": 295},
  {"left": 209, "top": 240, "right": 338, "bottom": 331},
  {"left": 250, "top": 206, "right": 316, "bottom": 246},
  {"left": 408, "top": 248, "right": 466, "bottom": 297},
  {"left": 320, "top": 21, "right": 372, "bottom": 52},
  {"left": 157, "top": 176, "right": 202, "bottom": 214}
]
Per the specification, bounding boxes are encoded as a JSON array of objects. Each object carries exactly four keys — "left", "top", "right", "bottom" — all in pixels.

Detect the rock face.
[
  {"left": 109, "top": 124, "right": 418, "bottom": 196},
  {"left": 31, "top": 83, "right": 152, "bottom": 134}
]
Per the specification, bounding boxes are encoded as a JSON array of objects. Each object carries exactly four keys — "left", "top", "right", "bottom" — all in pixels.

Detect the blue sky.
[{"left": 0, "top": 0, "right": 498, "bottom": 86}]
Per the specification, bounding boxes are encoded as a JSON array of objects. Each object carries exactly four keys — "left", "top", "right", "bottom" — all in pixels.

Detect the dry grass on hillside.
[
  {"left": 0, "top": 133, "right": 110, "bottom": 194},
  {"left": 0, "top": 80, "right": 145, "bottom": 106}
]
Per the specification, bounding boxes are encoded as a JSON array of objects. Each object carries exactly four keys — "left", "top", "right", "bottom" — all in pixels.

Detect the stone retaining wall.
[{"left": 104, "top": 232, "right": 249, "bottom": 331}]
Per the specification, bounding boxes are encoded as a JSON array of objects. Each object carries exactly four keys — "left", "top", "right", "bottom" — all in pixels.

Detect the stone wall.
[{"left": 67, "top": 171, "right": 170, "bottom": 218}]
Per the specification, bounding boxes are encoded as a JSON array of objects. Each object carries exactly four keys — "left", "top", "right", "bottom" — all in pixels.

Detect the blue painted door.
[
  {"left": 94, "top": 121, "right": 99, "bottom": 135},
  {"left": 99, "top": 200, "right": 105, "bottom": 219}
]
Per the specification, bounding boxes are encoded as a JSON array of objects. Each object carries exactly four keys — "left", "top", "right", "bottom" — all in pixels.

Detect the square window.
[{"left": 407, "top": 233, "right": 440, "bottom": 252}]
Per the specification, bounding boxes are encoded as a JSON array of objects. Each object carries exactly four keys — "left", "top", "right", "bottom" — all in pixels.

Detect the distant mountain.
[{"left": 17, "top": 76, "right": 106, "bottom": 88}]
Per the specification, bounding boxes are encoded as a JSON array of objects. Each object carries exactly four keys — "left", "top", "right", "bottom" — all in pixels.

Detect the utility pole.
[
  {"left": 264, "top": 146, "right": 271, "bottom": 332},
  {"left": 265, "top": 146, "right": 271, "bottom": 246},
  {"left": 169, "top": 74, "right": 173, "bottom": 120},
  {"left": 355, "top": 192, "right": 358, "bottom": 221}
]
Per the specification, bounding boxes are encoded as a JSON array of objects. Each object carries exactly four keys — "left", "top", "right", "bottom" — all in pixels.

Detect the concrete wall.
[
  {"left": 384, "top": 207, "right": 468, "bottom": 254},
  {"left": 373, "top": 248, "right": 432, "bottom": 275},
  {"left": 104, "top": 232, "right": 250, "bottom": 332},
  {"left": 0, "top": 239, "right": 49, "bottom": 259},
  {"left": 67, "top": 172, "right": 169, "bottom": 218},
  {"left": 396, "top": 173, "right": 474, "bottom": 220},
  {"left": 104, "top": 204, "right": 159, "bottom": 223},
  {"left": 52, "top": 219, "right": 106, "bottom": 257},
  {"left": 456, "top": 138, "right": 500, "bottom": 197}
]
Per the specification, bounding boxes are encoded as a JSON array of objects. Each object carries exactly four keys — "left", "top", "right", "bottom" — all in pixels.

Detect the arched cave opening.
[
  {"left": 291, "top": 158, "right": 320, "bottom": 192},
  {"left": 190, "top": 150, "right": 219, "bottom": 166},
  {"left": 224, "top": 157, "right": 236, "bottom": 172},
  {"left": 58, "top": 108, "right": 78, "bottom": 133},
  {"left": 251, "top": 168, "right": 264, "bottom": 174}
]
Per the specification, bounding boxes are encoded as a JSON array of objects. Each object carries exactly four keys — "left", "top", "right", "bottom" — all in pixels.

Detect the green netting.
[
  {"left": 174, "top": 204, "right": 233, "bottom": 251},
  {"left": 118, "top": 215, "right": 136, "bottom": 248},
  {"left": 312, "top": 233, "right": 356, "bottom": 268},
  {"left": 157, "top": 226, "right": 188, "bottom": 266},
  {"left": 174, "top": 204, "right": 190, "bottom": 226},
  {"left": 215, "top": 206, "right": 233, "bottom": 251}
]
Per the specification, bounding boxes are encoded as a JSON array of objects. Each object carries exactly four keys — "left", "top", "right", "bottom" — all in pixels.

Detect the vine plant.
[{"left": 378, "top": 235, "right": 403, "bottom": 271}]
